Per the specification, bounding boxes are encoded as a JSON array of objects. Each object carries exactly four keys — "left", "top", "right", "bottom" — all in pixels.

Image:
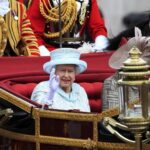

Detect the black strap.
[
  {"left": 23, "top": 0, "right": 30, "bottom": 8},
  {"left": 49, "top": 0, "right": 55, "bottom": 7}
]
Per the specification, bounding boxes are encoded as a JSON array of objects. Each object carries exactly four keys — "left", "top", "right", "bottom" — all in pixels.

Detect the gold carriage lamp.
[
  {"left": 103, "top": 46, "right": 150, "bottom": 150},
  {"left": 118, "top": 46, "right": 150, "bottom": 120}
]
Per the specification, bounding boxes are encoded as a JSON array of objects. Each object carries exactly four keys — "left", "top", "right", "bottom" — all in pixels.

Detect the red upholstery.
[
  {"left": 0, "top": 53, "right": 116, "bottom": 113},
  {"left": 80, "top": 82, "right": 103, "bottom": 112},
  {"left": 11, "top": 83, "right": 37, "bottom": 98},
  {"left": 10, "top": 81, "right": 103, "bottom": 112},
  {"left": 0, "top": 52, "right": 115, "bottom": 81}
]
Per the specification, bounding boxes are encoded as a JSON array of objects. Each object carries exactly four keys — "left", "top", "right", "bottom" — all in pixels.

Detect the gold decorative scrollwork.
[{"left": 0, "top": 16, "right": 7, "bottom": 56}]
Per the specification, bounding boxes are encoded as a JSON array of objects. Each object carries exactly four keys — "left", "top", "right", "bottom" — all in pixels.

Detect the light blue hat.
[{"left": 43, "top": 48, "right": 87, "bottom": 74}]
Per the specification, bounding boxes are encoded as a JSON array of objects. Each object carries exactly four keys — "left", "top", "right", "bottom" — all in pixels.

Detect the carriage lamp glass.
[
  {"left": 117, "top": 46, "right": 150, "bottom": 127},
  {"left": 118, "top": 82, "right": 150, "bottom": 118}
]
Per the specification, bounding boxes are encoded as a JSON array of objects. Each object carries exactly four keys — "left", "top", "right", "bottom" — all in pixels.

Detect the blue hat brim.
[{"left": 43, "top": 58, "right": 87, "bottom": 74}]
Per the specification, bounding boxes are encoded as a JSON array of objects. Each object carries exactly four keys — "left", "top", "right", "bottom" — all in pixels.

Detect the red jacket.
[{"left": 27, "top": 0, "right": 107, "bottom": 51}]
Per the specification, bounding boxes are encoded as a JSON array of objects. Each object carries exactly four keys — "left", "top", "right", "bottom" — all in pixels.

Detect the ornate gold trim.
[
  {"left": 0, "top": 88, "right": 35, "bottom": 113},
  {"left": 0, "top": 128, "right": 97, "bottom": 149},
  {"left": 0, "top": 128, "right": 36, "bottom": 142},
  {"left": 0, "top": 16, "right": 7, "bottom": 56},
  {"left": 98, "top": 108, "right": 120, "bottom": 121},
  {"left": 0, "top": 88, "right": 136, "bottom": 150},
  {"left": 33, "top": 108, "right": 98, "bottom": 121},
  {"left": 97, "top": 142, "right": 134, "bottom": 150}
]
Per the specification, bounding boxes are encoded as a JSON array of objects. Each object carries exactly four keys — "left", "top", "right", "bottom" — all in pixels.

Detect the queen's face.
[{"left": 55, "top": 64, "right": 76, "bottom": 93}]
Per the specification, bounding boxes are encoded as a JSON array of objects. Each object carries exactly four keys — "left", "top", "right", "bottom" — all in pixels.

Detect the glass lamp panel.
[
  {"left": 127, "top": 85, "right": 142, "bottom": 118},
  {"left": 120, "top": 85, "right": 142, "bottom": 118},
  {"left": 141, "top": 83, "right": 150, "bottom": 118},
  {"left": 118, "top": 85, "right": 124, "bottom": 115}
]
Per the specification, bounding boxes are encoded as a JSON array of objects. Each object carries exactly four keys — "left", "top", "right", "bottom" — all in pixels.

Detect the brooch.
[{"left": 11, "top": 10, "right": 18, "bottom": 20}]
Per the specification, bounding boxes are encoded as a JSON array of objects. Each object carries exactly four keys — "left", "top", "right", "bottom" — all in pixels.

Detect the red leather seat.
[
  {"left": 10, "top": 81, "right": 103, "bottom": 112},
  {"left": 0, "top": 52, "right": 116, "bottom": 113}
]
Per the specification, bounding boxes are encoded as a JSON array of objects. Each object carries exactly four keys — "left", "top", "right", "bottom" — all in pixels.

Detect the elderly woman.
[{"left": 31, "top": 48, "right": 90, "bottom": 112}]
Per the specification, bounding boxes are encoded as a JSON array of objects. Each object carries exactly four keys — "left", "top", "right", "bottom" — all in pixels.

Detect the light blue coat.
[{"left": 31, "top": 81, "right": 90, "bottom": 112}]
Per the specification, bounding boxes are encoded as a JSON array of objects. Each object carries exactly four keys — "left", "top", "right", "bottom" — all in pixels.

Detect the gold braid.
[
  {"left": 27, "top": 0, "right": 33, "bottom": 9},
  {"left": 0, "top": 16, "right": 7, "bottom": 56},
  {"left": 39, "top": 0, "right": 77, "bottom": 38}
]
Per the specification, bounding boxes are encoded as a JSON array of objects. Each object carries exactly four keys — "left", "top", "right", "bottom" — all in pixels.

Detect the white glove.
[
  {"left": 47, "top": 68, "right": 60, "bottom": 102},
  {"left": 92, "top": 35, "right": 109, "bottom": 52},
  {"left": 0, "top": 0, "right": 10, "bottom": 17},
  {"left": 39, "top": 45, "right": 50, "bottom": 56},
  {"left": 77, "top": 42, "right": 93, "bottom": 54}
]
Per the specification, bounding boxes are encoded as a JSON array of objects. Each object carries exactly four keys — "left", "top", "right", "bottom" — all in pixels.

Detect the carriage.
[
  {"left": 0, "top": 1, "right": 150, "bottom": 149},
  {"left": 0, "top": 53, "right": 149, "bottom": 150}
]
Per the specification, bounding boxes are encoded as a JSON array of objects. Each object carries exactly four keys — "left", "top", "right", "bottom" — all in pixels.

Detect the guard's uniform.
[
  {"left": 4, "top": 0, "right": 40, "bottom": 56},
  {"left": 27, "top": 0, "right": 107, "bottom": 51},
  {"left": 17, "top": 0, "right": 32, "bottom": 9}
]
